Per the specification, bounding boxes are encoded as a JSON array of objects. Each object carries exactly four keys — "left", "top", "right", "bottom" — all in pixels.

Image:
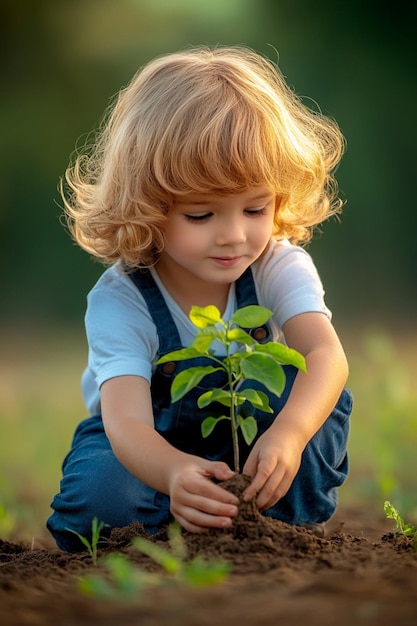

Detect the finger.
[
  {"left": 245, "top": 458, "right": 283, "bottom": 506},
  {"left": 173, "top": 473, "right": 239, "bottom": 512},
  {"left": 242, "top": 453, "right": 257, "bottom": 480},
  {"left": 207, "top": 462, "right": 235, "bottom": 482},
  {"left": 198, "top": 467, "right": 239, "bottom": 505},
  {"left": 243, "top": 475, "right": 264, "bottom": 502},
  {"left": 207, "top": 482, "right": 239, "bottom": 505},
  {"left": 257, "top": 470, "right": 291, "bottom": 510},
  {"left": 242, "top": 461, "right": 271, "bottom": 501},
  {"left": 173, "top": 507, "right": 235, "bottom": 533},
  {"left": 178, "top": 480, "right": 239, "bottom": 512},
  {"left": 174, "top": 514, "right": 208, "bottom": 534},
  {"left": 184, "top": 492, "right": 238, "bottom": 518}
]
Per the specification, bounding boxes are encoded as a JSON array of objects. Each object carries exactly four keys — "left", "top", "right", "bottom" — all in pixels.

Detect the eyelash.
[
  {"left": 184, "top": 208, "right": 267, "bottom": 223},
  {"left": 184, "top": 213, "right": 212, "bottom": 223},
  {"left": 246, "top": 208, "right": 267, "bottom": 217}
]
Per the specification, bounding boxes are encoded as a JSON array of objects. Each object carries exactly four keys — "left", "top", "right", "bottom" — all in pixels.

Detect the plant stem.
[
  {"left": 230, "top": 390, "right": 240, "bottom": 473},
  {"left": 225, "top": 329, "right": 240, "bottom": 473}
]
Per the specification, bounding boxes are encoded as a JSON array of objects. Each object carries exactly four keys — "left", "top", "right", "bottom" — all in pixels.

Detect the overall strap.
[
  {"left": 128, "top": 266, "right": 271, "bottom": 353},
  {"left": 235, "top": 266, "right": 259, "bottom": 307},
  {"left": 128, "top": 269, "right": 183, "bottom": 354}
]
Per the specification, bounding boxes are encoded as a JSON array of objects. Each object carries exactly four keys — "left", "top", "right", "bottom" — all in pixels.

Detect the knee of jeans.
[{"left": 47, "top": 451, "right": 170, "bottom": 551}]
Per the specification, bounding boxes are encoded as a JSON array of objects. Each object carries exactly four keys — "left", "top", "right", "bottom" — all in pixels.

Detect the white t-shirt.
[{"left": 81, "top": 239, "right": 331, "bottom": 415}]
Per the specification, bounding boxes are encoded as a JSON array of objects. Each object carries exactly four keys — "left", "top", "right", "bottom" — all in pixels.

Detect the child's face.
[{"left": 157, "top": 187, "right": 275, "bottom": 287}]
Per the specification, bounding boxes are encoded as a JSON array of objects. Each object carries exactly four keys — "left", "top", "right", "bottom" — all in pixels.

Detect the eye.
[
  {"left": 245, "top": 207, "right": 267, "bottom": 217},
  {"left": 184, "top": 213, "right": 212, "bottom": 223}
]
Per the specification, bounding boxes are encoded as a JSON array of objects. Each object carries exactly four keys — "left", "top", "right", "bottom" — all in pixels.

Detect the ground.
[{"left": 1, "top": 478, "right": 416, "bottom": 626}]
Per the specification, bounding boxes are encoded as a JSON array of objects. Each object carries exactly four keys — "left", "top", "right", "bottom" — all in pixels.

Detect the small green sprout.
[
  {"left": 76, "top": 522, "right": 229, "bottom": 600},
  {"left": 77, "top": 552, "right": 157, "bottom": 600},
  {"left": 384, "top": 500, "right": 417, "bottom": 551},
  {"left": 156, "top": 304, "right": 306, "bottom": 472},
  {"left": 66, "top": 517, "right": 109, "bottom": 565},
  {"left": 133, "top": 522, "right": 230, "bottom": 587}
]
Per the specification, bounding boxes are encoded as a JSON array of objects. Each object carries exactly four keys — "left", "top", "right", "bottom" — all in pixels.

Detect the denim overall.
[{"left": 47, "top": 267, "right": 352, "bottom": 552}]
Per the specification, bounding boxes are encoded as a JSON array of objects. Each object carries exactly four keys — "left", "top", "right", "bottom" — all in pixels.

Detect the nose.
[{"left": 215, "top": 216, "right": 246, "bottom": 246}]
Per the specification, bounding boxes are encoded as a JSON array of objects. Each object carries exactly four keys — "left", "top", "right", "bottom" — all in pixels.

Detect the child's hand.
[
  {"left": 168, "top": 459, "right": 239, "bottom": 533},
  {"left": 242, "top": 426, "right": 304, "bottom": 511}
]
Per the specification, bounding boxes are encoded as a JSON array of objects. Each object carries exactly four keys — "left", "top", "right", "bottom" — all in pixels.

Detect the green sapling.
[
  {"left": 156, "top": 304, "right": 306, "bottom": 472},
  {"left": 66, "top": 517, "right": 109, "bottom": 565},
  {"left": 77, "top": 552, "right": 159, "bottom": 600},
  {"left": 384, "top": 500, "right": 417, "bottom": 551},
  {"left": 133, "top": 521, "right": 230, "bottom": 586},
  {"left": 77, "top": 522, "right": 229, "bottom": 600}
]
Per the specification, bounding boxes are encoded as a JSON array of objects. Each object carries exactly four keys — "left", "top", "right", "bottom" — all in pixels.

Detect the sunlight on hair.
[{"left": 61, "top": 46, "right": 345, "bottom": 269}]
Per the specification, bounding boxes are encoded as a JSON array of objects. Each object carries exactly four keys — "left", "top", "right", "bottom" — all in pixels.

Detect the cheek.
[
  {"left": 165, "top": 223, "right": 203, "bottom": 255},
  {"left": 253, "top": 221, "right": 274, "bottom": 245}
]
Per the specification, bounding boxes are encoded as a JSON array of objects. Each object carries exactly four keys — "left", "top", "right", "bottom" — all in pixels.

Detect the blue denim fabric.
[{"left": 47, "top": 268, "right": 352, "bottom": 551}]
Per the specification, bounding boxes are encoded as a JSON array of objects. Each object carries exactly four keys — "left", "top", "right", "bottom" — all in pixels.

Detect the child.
[{"left": 47, "top": 46, "right": 352, "bottom": 551}]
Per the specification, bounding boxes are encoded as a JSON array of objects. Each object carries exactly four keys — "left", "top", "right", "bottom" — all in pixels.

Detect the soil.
[{"left": 1, "top": 475, "right": 416, "bottom": 626}]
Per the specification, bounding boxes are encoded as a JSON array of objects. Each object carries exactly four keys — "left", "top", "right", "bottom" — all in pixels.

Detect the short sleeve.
[
  {"left": 81, "top": 265, "right": 159, "bottom": 414},
  {"left": 252, "top": 240, "right": 331, "bottom": 335}
]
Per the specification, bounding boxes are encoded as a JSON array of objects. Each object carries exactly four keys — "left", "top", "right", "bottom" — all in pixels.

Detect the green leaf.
[
  {"left": 226, "top": 327, "right": 255, "bottom": 345},
  {"left": 191, "top": 325, "right": 227, "bottom": 352},
  {"left": 226, "top": 351, "right": 245, "bottom": 370},
  {"left": 192, "top": 332, "right": 216, "bottom": 353},
  {"left": 403, "top": 524, "right": 417, "bottom": 537},
  {"left": 197, "top": 389, "right": 233, "bottom": 408},
  {"left": 77, "top": 575, "right": 114, "bottom": 598},
  {"left": 183, "top": 558, "right": 230, "bottom": 587},
  {"left": 240, "top": 353, "right": 286, "bottom": 397},
  {"left": 171, "top": 366, "right": 221, "bottom": 402},
  {"left": 133, "top": 537, "right": 181, "bottom": 575},
  {"left": 384, "top": 500, "right": 417, "bottom": 538},
  {"left": 232, "top": 305, "right": 272, "bottom": 328},
  {"left": 190, "top": 305, "right": 222, "bottom": 328},
  {"left": 156, "top": 347, "right": 204, "bottom": 364},
  {"left": 237, "top": 415, "right": 258, "bottom": 445},
  {"left": 70, "top": 530, "right": 93, "bottom": 553},
  {"left": 91, "top": 517, "right": 107, "bottom": 544},
  {"left": 167, "top": 522, "right": 187, "bottom": 561},
  {"left": 254, "top": 342, "right": 307, "bottom": 373},
  {"left": 384, "top": 500, "right": 404, "bottom": 530},
  {"left": 236, "top": 388, "right": 273, "bottom": 412},
  {"left": 102, "top": 553, "right": 148, "bottom": 596},
  {"left": 201, "top": 415, "right": 230, "bottom": 438}
]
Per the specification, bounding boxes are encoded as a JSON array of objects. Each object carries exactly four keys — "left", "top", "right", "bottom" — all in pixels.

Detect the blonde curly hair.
[{"left": 62, "top": 46, "right": 345, "bottom": 269}]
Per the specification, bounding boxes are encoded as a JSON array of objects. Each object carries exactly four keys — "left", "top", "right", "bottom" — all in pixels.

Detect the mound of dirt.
[{"left": 1, "top": 477, "right": 416, "bottom": 626}]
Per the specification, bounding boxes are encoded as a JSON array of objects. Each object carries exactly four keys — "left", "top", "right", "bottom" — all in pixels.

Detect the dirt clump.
[{"left": 1, "top": 478, "right": 416, "bottom": 625}]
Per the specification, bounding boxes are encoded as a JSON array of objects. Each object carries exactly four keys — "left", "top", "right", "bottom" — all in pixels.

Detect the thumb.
[{"left": 208, "top": 461, "right": 235, "bottom": 482}]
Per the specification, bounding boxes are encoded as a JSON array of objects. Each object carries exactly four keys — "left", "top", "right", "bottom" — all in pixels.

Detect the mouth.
[{"left": 210, "top": 256, "right": 242, "bottom": 267}]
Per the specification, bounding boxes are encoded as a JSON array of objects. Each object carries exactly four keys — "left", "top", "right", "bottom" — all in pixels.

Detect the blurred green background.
[
  {"left": 1, "top": 0, "right": 417, "bottom": 327},
  {"left": 1, "top": 0, "right": 416, "bottom": 541}
]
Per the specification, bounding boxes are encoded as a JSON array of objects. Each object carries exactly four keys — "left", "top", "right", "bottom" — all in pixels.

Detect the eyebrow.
[{"left": 179, "top": 192, "right": 273, "bottom": 206}]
